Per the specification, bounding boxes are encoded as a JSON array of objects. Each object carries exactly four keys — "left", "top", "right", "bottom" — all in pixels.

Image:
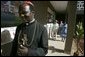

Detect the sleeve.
[
  {"left": 27, "top": 27, "right": 48, "bottom": 56},
  {"left": 36, "top": 27, "right": 48, "bottom": 56}
]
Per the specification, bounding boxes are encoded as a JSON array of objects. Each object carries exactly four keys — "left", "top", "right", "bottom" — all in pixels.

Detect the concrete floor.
[{"left": 46, "top": 35, "right": 70, "bottom": 56}]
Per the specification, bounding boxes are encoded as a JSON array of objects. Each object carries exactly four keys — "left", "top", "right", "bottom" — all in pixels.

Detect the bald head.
[
  {"left": 19, "top": 1, "right": 34, "bottom": 17},
  {"left": 18, "top": 1, "right": 35, "bottom": 22}
]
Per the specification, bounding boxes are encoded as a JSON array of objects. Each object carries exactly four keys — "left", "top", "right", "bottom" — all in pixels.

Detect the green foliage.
[
  {"left": 15, "top": 16, "right": 22, "bottom": 26},
  {"left": 76, "top": 22, "right": 84, "bottom": 39}
]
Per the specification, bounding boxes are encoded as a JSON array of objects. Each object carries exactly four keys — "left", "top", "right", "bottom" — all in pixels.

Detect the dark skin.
[
  {"left": 21, "top": 11, "right": 34, "bottom": 22},
  {"left": 18, "top": 45, "right": 28, "bottom": 56}
]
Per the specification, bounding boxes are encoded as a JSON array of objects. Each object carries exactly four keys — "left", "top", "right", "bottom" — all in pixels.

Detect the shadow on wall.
[{"left": 48, "top": 46, "right": 64, "bottom": 53}]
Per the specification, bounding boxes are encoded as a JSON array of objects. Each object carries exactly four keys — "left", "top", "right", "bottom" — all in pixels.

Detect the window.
[
  {"left": 83, "top": 4, "right": 84, "bottom": 7},
  {"left": 1, "top": 1, "right": 22, "bottom": 27},
  {"left": 81, "top": 7, "right": 84, "bottom": 10},
  {"left": 1, "top": 12, "right": 22, "bottom": 27},
  {"left": 77, "top": 4, "right": 79, "bottom": 7}
]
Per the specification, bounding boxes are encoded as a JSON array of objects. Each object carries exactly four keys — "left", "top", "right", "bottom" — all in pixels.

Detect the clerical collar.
[{"left": 26, "top": 18, "right": 35, "bottom": 25}]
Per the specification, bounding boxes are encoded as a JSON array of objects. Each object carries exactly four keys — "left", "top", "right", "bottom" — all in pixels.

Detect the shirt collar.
[{"left": 26, "top": 18, "right": 35, "bottom": 25}]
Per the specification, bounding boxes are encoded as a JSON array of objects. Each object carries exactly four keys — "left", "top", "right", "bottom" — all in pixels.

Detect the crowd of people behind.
[{"left": 44, "top": 20, "right": 68, "bottom": 42}]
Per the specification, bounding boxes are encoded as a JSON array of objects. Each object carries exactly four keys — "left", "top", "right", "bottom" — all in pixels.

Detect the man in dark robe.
[{"left": 10, "top": 1, "right": 48, "bottom": 56}]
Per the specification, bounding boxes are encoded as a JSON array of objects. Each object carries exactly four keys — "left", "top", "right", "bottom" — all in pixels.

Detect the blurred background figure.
[
  {"left": 52, "top": 20, "right": 59, "bottom": 40},
  {"left": 1, "top": 30, "right": 13, "bottom": 56},
  {"left": 60, "top": 22, "right": 67, "bottom": 42},
  {"left": 58, "top": 21, "right": 64, "bottom": 35},
  {"left": 44, "top": 18, "right": 53, "bottom": 39}
]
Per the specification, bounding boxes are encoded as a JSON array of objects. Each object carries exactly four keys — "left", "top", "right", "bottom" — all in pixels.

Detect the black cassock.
[{"left": 10, "top": 20, "right": 48, "bottom": 56}]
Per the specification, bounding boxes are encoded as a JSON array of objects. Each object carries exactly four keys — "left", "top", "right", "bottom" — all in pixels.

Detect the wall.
[
  {"left": 32, "top": 1, "right": 55, "bottom": 25},
  {"left": 64, "top": 1, "right": 77, "bottom": 54}
]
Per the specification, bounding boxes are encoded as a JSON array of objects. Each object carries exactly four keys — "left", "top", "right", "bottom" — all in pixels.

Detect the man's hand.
[{"left": 18, "top": 45, "right": 28, "bottom": 56}]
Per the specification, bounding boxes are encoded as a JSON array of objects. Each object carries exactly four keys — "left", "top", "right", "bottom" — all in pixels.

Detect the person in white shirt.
[
  {"left": 59, "top": 21, "right": 64, "bottom": 35},
  {"left": 52, "top": 20, "right": 59, "bottom": 40}
]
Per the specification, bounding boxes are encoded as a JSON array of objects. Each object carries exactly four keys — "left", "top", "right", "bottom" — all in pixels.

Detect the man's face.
[
  {"left": 23, "top": 5, "right": 30, "bottom": 16},
  {"left": 20, "top": 4, "right": 32, "bottom": 22}
]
